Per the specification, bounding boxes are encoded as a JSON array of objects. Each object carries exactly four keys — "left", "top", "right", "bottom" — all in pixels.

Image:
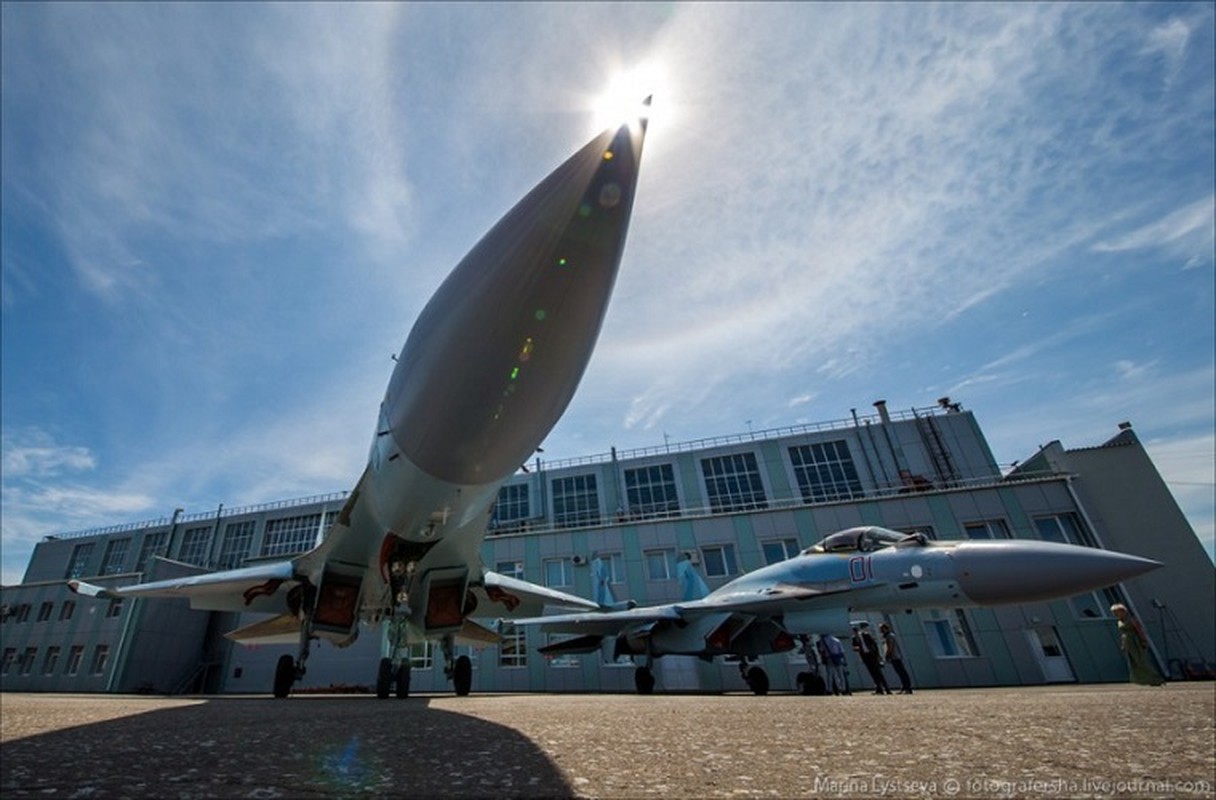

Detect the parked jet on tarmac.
[
  {"left": 69, "top": 101, "right": 652, "bottom": 698},
  {"left": 510, "top": 525, "right": 1162, "bottom": 695}
]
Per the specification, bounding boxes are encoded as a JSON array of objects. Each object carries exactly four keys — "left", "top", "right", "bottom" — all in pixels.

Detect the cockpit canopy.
[{"left": 804, "top": 526, "right": 926, "bottom": 555}]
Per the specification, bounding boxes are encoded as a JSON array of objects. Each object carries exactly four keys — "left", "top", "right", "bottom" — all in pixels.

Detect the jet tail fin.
[{"left": 677, "top": 557, "right": 710, "bottom": 601}]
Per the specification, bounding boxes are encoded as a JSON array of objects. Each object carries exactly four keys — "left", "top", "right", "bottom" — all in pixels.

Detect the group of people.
[
  {"left": 811, "top": 622, "right": 914, "bottom": 695},
  {"left": 807, "top": 604, "right": 1164, "bottom": 695}
]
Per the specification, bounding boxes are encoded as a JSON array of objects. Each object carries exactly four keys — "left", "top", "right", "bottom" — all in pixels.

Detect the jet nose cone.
[
  {"left": 953, "top": 540, "right": 1162, "bottom": 606},
  {"left": 386, "top": 117, "right": 649, "bottom": 485}
]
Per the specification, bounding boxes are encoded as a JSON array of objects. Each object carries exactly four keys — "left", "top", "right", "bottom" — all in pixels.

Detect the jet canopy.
[{"left": 805, "top": 526, "right": 926, "bottom": 555}]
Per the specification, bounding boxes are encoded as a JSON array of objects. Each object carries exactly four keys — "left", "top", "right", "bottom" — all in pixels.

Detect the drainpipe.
[{"left": 851, "top": 409, "right": 880, "bottom": 495}]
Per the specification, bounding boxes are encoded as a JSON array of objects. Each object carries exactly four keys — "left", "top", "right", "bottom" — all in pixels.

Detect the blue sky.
[{"left": 2, "top": 3, "right": 1213, "bottom": 585}]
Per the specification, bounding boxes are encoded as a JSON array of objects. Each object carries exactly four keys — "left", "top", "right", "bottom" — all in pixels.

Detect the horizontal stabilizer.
[
  {"left": 225, "top": 613, "right": 301, "bottom": 646},
  {"left": 455, "top": 617, "right": 502, "bottom": 646},
  {"left": 538, "top": 634, "right": 604, "bottom": 656}
]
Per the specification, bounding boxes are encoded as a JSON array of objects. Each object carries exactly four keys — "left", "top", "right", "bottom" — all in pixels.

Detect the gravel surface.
[{"left": 2, "top": 684, "right": 1213, "bottom": 798}]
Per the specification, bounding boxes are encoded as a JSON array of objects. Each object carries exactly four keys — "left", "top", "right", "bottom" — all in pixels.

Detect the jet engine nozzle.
[{"left": 953, "top": 540, "right": 1161, "bottom": 606}]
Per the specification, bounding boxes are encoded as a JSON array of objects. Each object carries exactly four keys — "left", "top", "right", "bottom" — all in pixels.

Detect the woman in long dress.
[{"left": 1111, "top": 603, "right": 1165, "bottom": 686}]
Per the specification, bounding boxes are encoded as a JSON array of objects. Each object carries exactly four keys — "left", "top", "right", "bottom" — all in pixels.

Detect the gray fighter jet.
[
  {"left": 509, "top": 525, "right": 1161, "bottom": 694},
  {"left": 69, "top": 102, "right": 652, "bottom": 698}
]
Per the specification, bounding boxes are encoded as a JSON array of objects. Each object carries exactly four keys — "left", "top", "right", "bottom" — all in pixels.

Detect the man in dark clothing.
[
  {"left": 880, "top": 622, "right": 914, "bottom": 694},
  {"left": 851, "top": 622, "right": 891, "bottom": 695}
]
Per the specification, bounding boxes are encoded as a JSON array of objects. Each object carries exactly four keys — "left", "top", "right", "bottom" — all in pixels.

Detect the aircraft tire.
[
  {"left": 796, "top": 671, "right": 826, "bottom": 696},
  {"left": 376, "top": 657, "right": 394, "bottom": 699},
  {"left": 273, "top": 654, "right": 295, "bottom": 699},
  {"left": 395, "top": 664, "right": 411, "bottom": 698},
  {"left": 634, "top": 666, "right": 656, "bottom": 695},
  {"left": 453, "top": 655, "right": 473, "bottom": 696},
  {"left": 745, "top": 666, "right": 770, "bottom": 696}
]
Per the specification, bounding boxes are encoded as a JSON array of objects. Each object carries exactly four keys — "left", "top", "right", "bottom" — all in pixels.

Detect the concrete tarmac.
[{"left": 2, "top": 684, "right": 1213, "bottom": 799}]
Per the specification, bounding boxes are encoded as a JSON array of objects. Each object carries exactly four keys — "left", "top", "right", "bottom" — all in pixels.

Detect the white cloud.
[
  {"left": 1, "top": 431, "right": 97, "bottom": 478},
  {"left": 1092, "top": 195, "right": 1216, "bottom": 267}
]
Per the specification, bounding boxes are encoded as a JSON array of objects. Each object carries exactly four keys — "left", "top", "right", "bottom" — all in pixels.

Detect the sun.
[{"left": 590, "top": 62, "right": 670, "bottom": 133}]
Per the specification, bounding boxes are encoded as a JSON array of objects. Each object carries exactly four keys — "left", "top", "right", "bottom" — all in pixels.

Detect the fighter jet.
[
  {"left": 68, "top": 101, "right": 652, "bottom": 698},
  {"left": 509, "top": 525, "right": 1162, "bottom": 695}
]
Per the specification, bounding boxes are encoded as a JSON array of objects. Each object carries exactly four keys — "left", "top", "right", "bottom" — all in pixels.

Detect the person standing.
[
  {"left": 817, "top": 634, "right": 850, "bottom": 695},
  {"left": 852, "top": 622, "right": 891, "bottom": 695},
  {"left": 1111, "top": 603, "right": 1165, "bottom": 686},
  {"left": 879, "top": 622, "right": 913, "bottom": 694}
]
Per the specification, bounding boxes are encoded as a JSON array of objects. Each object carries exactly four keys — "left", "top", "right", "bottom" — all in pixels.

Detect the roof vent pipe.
[{"left": 873, "top": 400, "right": 891, "bottom": 425}]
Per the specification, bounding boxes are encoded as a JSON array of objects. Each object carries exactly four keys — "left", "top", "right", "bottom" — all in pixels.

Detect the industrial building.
[{"left": 3, "top": 399, "right": 1212, "bottom": 695}]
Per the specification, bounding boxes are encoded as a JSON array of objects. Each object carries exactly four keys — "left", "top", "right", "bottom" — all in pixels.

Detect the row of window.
[
  {"left": 3, "top": 598, "right": 123, "bottom": 625},
  {"left": 1, "top": 644, "right": 109, "bottom": 677},
  {"left": 62, "top": 514, "right": 335, "bottom": 580},
  {"left": 491, "top": 441, "right": 870, "bottom": 532}
]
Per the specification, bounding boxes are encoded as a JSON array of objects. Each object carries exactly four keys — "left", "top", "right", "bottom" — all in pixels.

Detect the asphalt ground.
[{"left": 1, "top": 684, "right": 1213, "bottom": 799}]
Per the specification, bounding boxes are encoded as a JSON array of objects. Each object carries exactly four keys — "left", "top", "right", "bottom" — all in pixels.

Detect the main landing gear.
[
  {"left": 273, "top": 585, "right": 317, "bottom": 699},
  {"left": 740, "top": 659, "right": 770, "bottom": 696},
  {"left": 634, "top": 665, "right": 656, "bottom": 695}
]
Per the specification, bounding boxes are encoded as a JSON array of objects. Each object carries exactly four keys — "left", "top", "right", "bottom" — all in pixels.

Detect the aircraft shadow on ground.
[{"left": 1, "top": 696, "right": 571, "bottom": 798}]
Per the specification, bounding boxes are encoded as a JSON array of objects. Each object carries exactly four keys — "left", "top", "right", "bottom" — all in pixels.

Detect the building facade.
[{"left": 3, "top": 400, "right": 1212, "bottom": 695}]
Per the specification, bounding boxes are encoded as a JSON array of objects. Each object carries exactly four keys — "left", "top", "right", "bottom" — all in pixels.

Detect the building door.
[{"left": 1026, "top": 626, "right": 1075, "bottom": 683}]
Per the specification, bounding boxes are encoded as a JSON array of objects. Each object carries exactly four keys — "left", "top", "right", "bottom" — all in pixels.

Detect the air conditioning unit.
[{"left": 571, "top": 555, "right": 587, "bottom": 566}]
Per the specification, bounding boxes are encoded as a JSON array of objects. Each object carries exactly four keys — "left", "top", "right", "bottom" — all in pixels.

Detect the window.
[
  {"left": 552, "top": 475, "right": 600, "bottom": 529},
  {"left": 495, "top": 560, "right": 525, "bottom": 581},
  {"left": 408, "top": 641, "right": 434, "bottom": 670},
  {"left": 490, "top": 484, "right": 530, "bottom": 534},
  {"left": 13, "top": 603, "right": 31, "bottom": 623},
  {"left": 37, "top": 602, "right": 54, "bottom": 622},
  {"left": 963, "top": 519, "right": 1011, "bottom": 540},
  {"left": 90, "top": 645, "right": 110, "bottom": 675},
  {"left": 498, "top": 624, "right": 527, "bottom": 668},
  {"left": 789, "top": 441, "right": 864, "bottom": 502},
  {"left": 593, "top": 552, "right": 624, "bottom": 584},
  {"left": 701, "top": 544, "right": 739, "bottom": 577},
  {"left": 544, "top": 558, "right": 573, "bottom": 588},
  {"left": 1, "top": 648, "right": 15, "bottom": 675},
  {"left": 65, "top": 543, "right": 95, "bottom": 579},
  {"left": 924, "top": 610, "right": 978, "bottom": 658},
  {"left": 1035, "top": 513, "right": 1097, "bottom": 547},
  {"left": 216, "top": 520, "right": 255, "bottom": 569},
  {"left": 1070, "top": 593, "right": 1107, "bottom": 619},
  {"left": 100, "top": 537, "right": 131, "bottom": 575},
  {"left": 644, "top": 549, "right": 673, "bottom": 581},
  {"left": 178, "top": 527, "right": 212, "bottom": 566},
  {"left": 623, "top": 464, "right": 680, "bottom": 519},
  {"left": 42, "top": 647, "right": 61, "bottom": 675},
  {"left": 134, "top": 531, "right": 169, "bottom": 572},
  {"left": 106, "top": 598, "right": 124, "bottom": 618},
  {"left": 761, "top": 538, "right": 801, "bottom": 565},
  {"left": 21, "top": 647, "right": 38, "bottom": 675},
  {"left": 66, "top": 646, "right": 84, "bottom": 676},
  {"left": 701, "top": 453, "right": 768, "bottom": 513},
  {"left": 59, "top": 601, "right": 76, "bottom": 622},
  {"left": 262, "top": 514, "right": 324, "bottom": 557},
  {"left": 546, "top": 635, "right": 581, "bottom": 668}
]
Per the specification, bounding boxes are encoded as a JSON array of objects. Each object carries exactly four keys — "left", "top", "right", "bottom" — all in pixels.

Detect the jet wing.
[
  {"left": 472, "top": 569, "right": 603, "bottom": 619},
  {"left": 69, "top": 558, "right": 299, "bottom": 614},
  {"left": 508, "top": 584, "right": 850, "bottom": 635}
]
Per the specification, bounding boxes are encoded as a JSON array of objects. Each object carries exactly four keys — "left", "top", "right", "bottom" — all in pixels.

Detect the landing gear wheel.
[
  {"left": 273, "top": 654, "right": 295, "bottom": 699},
  {"left": 452, "top": 655, "right": 472, "bottom": 696},
  {"left": 634, "top": 666, "right": 656, "bottom": 695},
  {"left": 395, "top": 664, "right": 411, "bottom": 698},
  {"left": 376, "top": 657, "right": 394, "bottom": 699},
  {"left": 745, "top": 665, "right": 770, "bottom": 696}
]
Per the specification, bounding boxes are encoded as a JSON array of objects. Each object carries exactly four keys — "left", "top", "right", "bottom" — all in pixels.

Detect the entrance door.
[{"left": 1026, "top": 626, "right": 1075, "bottom": 683}]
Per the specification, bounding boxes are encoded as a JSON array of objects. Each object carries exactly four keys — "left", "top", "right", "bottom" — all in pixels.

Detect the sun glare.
[{"left": 590, "top": 63, "right": 670, "bottom": 133}]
